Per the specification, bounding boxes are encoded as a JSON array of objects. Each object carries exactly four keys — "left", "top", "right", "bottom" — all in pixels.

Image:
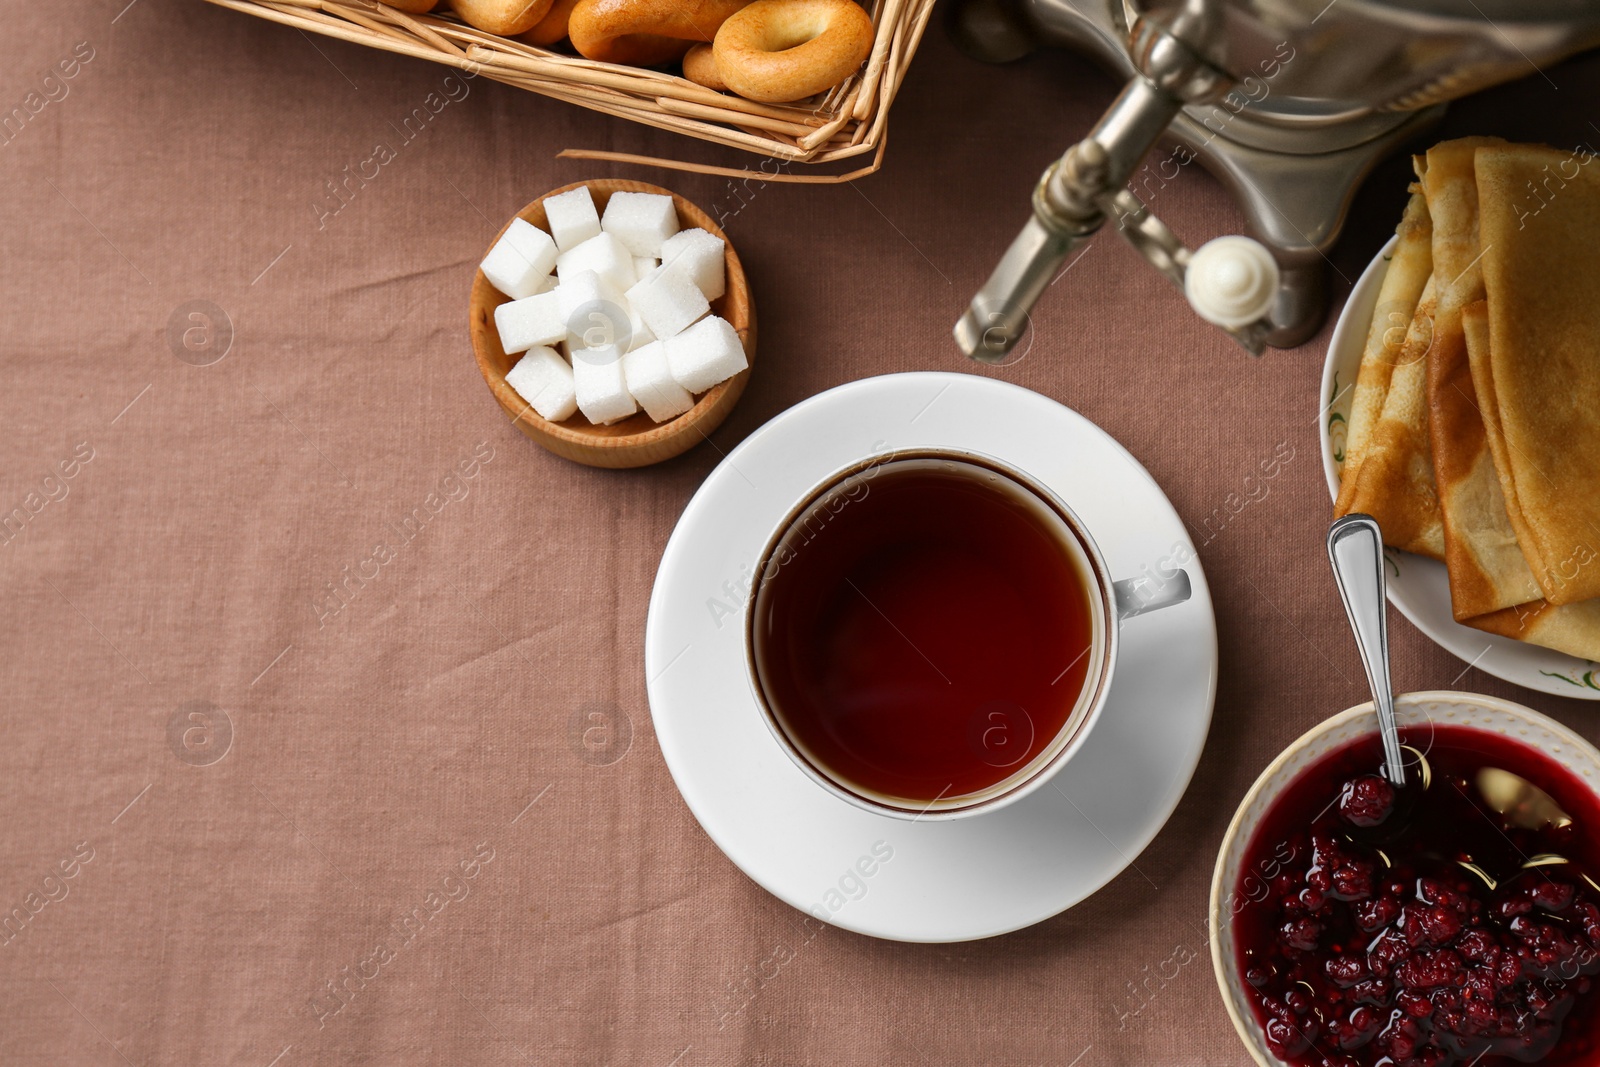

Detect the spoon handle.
[{"left": 1327, "top": 514, "right": 1406, "bottom": 787}]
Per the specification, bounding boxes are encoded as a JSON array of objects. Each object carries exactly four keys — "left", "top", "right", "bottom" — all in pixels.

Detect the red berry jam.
[{"left": 1232, "top": 725, "right": 1600, "bottom": 1067}]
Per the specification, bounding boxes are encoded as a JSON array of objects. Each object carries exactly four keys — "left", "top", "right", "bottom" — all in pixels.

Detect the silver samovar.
[{"left": 950, "top": 0, "right": 1600, "bottom": 358}]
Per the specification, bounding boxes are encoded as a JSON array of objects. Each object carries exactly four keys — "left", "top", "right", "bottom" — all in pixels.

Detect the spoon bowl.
[{"left": 1477, "top": 765, "right": 1574, "bottom": 831}]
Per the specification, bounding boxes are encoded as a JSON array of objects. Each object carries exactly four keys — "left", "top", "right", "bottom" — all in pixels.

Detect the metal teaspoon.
[{"left": 1327, "top": 514, "right": 1407, "bottom": 788}]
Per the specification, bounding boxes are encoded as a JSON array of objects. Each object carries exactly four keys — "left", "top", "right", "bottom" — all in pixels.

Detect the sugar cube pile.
[{"left": 482, "top": 185, "right": 743, "bottom": 426}]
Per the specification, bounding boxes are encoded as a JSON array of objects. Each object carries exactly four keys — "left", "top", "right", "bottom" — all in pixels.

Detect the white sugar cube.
[
  {"left": 544, "top": 186, "right": 601, "bottom": 252},
  {"left": 493, "top": 289, "right": 565, "bottom": 353},
  {"left": 625, "top": 303, "right": 655, "bottom": 353},
  {"left": 505, "top": 346, "right": 577, "bottom": 422},
  {"left": 666, "top": 315, "right": 746, "bottom": 394},
  {"left": 633, "top": 256, "right": 657, "bottom": 281},
  {"left": 601, "top": 191, "right": 679, "bottom": 258},
  {"left": 622, "top": 340, "right": 694, "bottom": 423},
  {"left": 625, "top": 262, "right": 708, "bottom": 340},
  {"left": 660, "top": 228, "right": 726, "bottom": 301},
  {"left": 531, "top": 273, "right": 556, "bottom": 295},
  {"left": 556, "top": 270, "right": 623, "bottom": 320},
  {"left": 571, "top": 344, "right": 637, "bottom": 424},
  {"left": 556, "top": 231, "right": 636, "bottom": 293},
  {"left": 481, "top": 218, "right": 559, "bottom": 299},
  {"left": 556, "top": 270, "right": 633, "bottom": 351}
]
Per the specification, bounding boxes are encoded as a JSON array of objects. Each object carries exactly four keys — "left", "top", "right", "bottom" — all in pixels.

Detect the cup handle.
[{"left": 1112, "top": 569, "right": 1192, "bottom": 620}]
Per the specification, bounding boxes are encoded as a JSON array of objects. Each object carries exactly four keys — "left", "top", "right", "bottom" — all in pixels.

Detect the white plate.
[
  {"left": 645, "top": 372, "right": 1219, "bottom": 942},
  {"left": 1320, "top": 239, "right": 1600, "bottom": 699}
]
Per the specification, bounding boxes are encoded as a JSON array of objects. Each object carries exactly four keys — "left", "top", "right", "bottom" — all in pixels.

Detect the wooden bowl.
[{"left": 469, "top": 179, "right": 756, "bottom": 469}]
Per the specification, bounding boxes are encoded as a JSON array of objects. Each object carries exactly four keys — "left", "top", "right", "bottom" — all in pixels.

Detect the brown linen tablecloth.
[{"left": 4, "top": 3, "right": 1600, "bottom": 1063}]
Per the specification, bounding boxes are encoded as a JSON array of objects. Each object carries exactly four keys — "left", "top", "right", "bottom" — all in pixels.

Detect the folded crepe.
[
  {"left": 1465, "top": 595, "right": 1600, "bottom": 662},
  {"left": 1433, "top": 296, "right": 1544, "bottom": 618},
  {"left": 1472, "top": 142, "right": 1600, "bottom": 606},
  {"left": 1336, "top": 274, "right": 1446, "bottom": 560},
  {"left": 1458, "top": 302, "right": 1600, "bottom": 660},
  {"left": 1421, "top": 136, "right": 1543, "bottom": 620},
  {"left": 1336, "top": 186, "right": 1433, "bottom": 506},
  {"left": 1340, "top": 137, "right": 1600, "bottom": 660}
]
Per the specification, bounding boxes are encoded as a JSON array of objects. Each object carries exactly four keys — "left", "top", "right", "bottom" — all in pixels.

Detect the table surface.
[{"left": 4, "top": 4, "right": 1599, "bottom": 1064}]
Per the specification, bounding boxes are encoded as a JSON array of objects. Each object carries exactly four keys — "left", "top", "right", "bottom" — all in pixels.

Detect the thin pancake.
[
  {"left": 1337, "top": 275, "right": 1445, "bottom": 560},
  {"left": 1337, "top": 183, "right": 1433, "bottom": 513},
  {"left": 1423, "top": 137, "right": 1543, "bottom": 618},
  {"left": 1465, "top": 596, "right": 1600, "bottom": 662},
  {"left": 1474, "top": 143, "right": 1600, "bottom": 604},
  {"left": 1434, "top": 301, "right": 1544, "bottom": 617}
]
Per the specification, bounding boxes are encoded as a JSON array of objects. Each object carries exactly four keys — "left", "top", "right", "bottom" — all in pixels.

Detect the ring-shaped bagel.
[
  {"left": 449, "top": 0, "right": 553, "bottom": 35},
  {"left": 681, "top": 43, "right": 728, "bottom": 90},
  {"left": 569, "top": 0, "right": 751, "bottom": 66},
  {"left": 520, "top": 0, "right": 582, "bottom": 45},
  {"left": 712, "top": 0, "right": 872, "bottom": 103}
]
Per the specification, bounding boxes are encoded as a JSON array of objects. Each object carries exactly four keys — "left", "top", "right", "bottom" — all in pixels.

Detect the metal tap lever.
[
  {"left": 953, "top": 17, "right": 1284, "bottom": 361},
  {"left": 952, "top": 215, "right": 1077, "bottom": 362},
  {"left": 955, "top": 77, "right": 1182, "bottom": 363}
]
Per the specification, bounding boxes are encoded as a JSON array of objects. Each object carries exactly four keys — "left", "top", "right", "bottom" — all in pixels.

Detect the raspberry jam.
[{"left": 1232, "top": 725, "right": 1600, "bottom": 1067}]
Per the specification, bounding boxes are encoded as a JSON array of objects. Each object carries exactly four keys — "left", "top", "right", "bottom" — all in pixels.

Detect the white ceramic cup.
[{"left": 744, "top": 447, "right": 1192, "bottom": 821}]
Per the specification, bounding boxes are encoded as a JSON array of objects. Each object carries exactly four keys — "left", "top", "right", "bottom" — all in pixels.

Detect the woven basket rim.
[{"left": 202, "top": 0, "right": 936, "bottom": 182}]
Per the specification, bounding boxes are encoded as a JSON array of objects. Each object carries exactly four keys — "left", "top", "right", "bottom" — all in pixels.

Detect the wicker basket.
[{"left": 202, "top": 0, "right": 936, "bottom": 182}]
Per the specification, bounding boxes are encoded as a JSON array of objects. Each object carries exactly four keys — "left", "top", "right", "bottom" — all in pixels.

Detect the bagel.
[
  {"left": 681, "top": 43, "right": 727, "bottom": 90},
  {"left": 448, "top": 0, "right": 553, "bottom": 35},
  {"left": 519, "top": 0, "right": 582, "bottom": 44},
  {"left": 569, "top": 0, "right": 751, "bottom": 66},
  {"left": 712, "top": 0, "right": 872, "bottom": 103}
]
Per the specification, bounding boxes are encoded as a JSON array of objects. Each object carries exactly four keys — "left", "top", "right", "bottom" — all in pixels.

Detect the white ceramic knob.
[{"left": 1184, "top": 236, "right": 1279, "bottom": 329}]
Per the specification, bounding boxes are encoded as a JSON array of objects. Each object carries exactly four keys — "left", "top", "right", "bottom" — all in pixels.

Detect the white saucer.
[
  {"left": 645, "top": 372, "right": 1219, "bottom": 942},
  {"left": 1321, "top": 240, "right": 1600, "bottom": 700}
]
